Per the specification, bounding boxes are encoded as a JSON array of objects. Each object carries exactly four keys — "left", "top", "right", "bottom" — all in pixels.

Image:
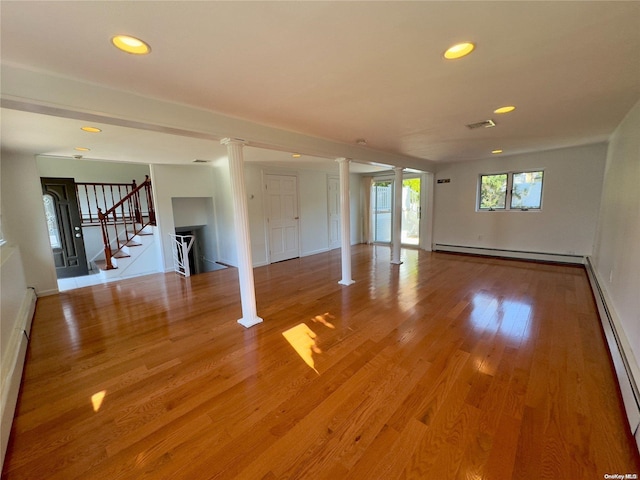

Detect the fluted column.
[
  {"left": 336, "top": 158, "right": 355, "bottom": 286},
  {"left": 391, "top": 166, "right": 404, "bottom": 265},
  {"left": 221, "top": 138, "right": 263, "bottom": 328}
]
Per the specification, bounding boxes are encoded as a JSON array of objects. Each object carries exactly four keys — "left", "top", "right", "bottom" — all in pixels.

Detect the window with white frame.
[{"left": 478, "top": 170, "right": 544, "bottom": 211}]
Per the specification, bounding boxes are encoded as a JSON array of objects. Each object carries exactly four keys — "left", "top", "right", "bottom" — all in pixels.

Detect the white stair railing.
[{"left": 169, "top": 234, "right": 195, "bottom": 277}]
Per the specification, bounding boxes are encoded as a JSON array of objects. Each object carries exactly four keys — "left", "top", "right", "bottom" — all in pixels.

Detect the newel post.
[{"left": 97, "top": 208, "right": 114, "bottom": 270}]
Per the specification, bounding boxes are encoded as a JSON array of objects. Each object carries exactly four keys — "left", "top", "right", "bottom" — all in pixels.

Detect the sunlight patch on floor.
[{"left": 91, "top": 390, "right": 107, "bottom": 412}]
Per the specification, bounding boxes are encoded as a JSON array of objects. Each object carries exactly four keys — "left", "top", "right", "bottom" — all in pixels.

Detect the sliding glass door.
[
  {"left": 401, "top": 177, "right": 421, "bottom": 246},
  {"left": 372, "top": 180, "right": 392, "bottom": 243},
  {"left": 370, "top": 175, "right": 422, "bottom": 246}
]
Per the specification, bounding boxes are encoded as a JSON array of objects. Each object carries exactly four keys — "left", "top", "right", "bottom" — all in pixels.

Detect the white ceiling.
[{"left": 1, "top": 1, "right": 639, "bottom": 170}]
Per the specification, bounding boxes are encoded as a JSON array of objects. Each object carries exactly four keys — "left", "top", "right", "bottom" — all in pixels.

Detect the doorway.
[
  {"left": 370, "top": 175, "right": 423, "bottom": 247},
  {"left": 371, "top": 180, "right": 392, "bottom": 244},
  {"left": 265, "top": 174, "right": 300, "bottom": 263},
  {"left": 401, "top": 177, "right": 421, "bottom": 246},
  {"left": 41, "top": 177, "right": 89, "bottom": 278}
]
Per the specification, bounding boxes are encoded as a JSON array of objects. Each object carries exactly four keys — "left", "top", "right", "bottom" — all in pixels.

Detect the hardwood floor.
[{"left": 3, "top": 245, "right": 638, "bottom": 479}]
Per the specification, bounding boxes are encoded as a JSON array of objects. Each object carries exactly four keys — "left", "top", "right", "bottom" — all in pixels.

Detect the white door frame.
[{"left": 263, "top": 170, "right": 301, "bottom": 263}]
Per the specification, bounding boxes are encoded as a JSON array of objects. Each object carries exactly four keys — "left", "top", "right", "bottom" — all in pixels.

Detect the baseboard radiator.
[
  {"left": 585, "top": 257, "right": 640, "bottom": 449},
  {"left": 433, "top": 244, "right": 585, "bottom": 264},
  {"left": 1, "top": 287, "right": 36, "bottom": 467}
]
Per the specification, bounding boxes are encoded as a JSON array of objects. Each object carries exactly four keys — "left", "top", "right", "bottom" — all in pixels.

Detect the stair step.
[
  {"left": 113, "top": 252, "right": 131, "bottom": 259},
  {"left": 120, "top": 240, "right": 142, "bottom": 247},
  {"left": 95, "top": 260, "right": 117, "bottom": 271},
  {"left": 127, "top": 230, "right": 154, "bottom": 237}
]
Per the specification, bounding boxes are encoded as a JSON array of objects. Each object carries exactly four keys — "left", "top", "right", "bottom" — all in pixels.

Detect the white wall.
[
  {"left": 172, "top": 197, "right": 212, "bottom": 228},
  {"left": 0, "top": 245, "right": 35, "bottom": 467},
  {"left": 245, "top": 164, "right": 268, "bottom": 266},
  {"left": 0, "top": 246, "right": 27, "bottom": 371},
  {"left": 350, "top": 173, "right": 363, "bottom": 245},
  {"left": 421, "top": 172, "right": 435, "bottom": 251},
  {"left": 150, "top": 164, "right": 217, "bottom": 271},
  {"left": 433, "top": 143, "right": 607, "bottom": 256},
  {"left": 0, "top": 151, "right": 58, "bottom": 295},
  {"left": 211, "top": 158, "right": 238, "bottom": 267},
  {"left": 593, "top": 101, "right": 640, "bottom": 365},
  {"left": 299, "top": 170, "right": 330, "bottom": 256}
]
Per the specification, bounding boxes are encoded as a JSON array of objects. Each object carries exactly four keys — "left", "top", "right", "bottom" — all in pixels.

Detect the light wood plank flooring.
[{"left": 3, "top": 246, "right": 639, "bottom": 479}]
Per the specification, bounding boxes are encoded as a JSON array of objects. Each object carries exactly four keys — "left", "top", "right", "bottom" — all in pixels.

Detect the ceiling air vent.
[{"left": 466, "top": 119, "right": 496, "bottom": 130}]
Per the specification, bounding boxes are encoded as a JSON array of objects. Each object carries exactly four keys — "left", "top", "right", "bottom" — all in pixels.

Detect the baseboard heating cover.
[
  {"left": 433, "top": 244, "right": 585, "bottom": 264},
  {"left": 585, "top": 257, "right": 640, "bottom": 447},
  {"left": 1, "top": 287, "right": 36, "bottom": 467}
]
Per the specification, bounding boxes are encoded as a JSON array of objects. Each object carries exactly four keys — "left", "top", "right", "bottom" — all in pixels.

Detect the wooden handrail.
[
  {"left": 96, "top": 176, "right": 155, "bottom": 270},
  {"left": 76, "top": 181, "right": 137, "bottom": 225}
]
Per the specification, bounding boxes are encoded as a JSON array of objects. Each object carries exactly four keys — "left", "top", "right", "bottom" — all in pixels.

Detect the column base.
[
  {"left": 237, "top": 316, "right": 264, "bottom": 328},
  {"left": 338, "top": 279, "right": 356, "bottom": 286}
]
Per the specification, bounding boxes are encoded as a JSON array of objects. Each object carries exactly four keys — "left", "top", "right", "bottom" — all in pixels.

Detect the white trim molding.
[
  {"left": 433, "top": 244, "right": 585, "bottom": 265},
  {"left": 1, "top": 284, "right": 36, "bottom": 467},
  {"left": 585, "top": 257, "right": 640, "bottom": 447}
]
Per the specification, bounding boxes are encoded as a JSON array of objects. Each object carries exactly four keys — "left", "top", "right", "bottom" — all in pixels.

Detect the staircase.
[
  {"left": 77, "top": 176, "right": 158, "bottom": 277},
  {"left": 94, "top": 224, "right": 159, "bottom": 279}
]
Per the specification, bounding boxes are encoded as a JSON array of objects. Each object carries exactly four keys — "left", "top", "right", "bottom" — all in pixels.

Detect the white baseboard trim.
[
  {"left": 585, "top": 257, "right": 640, "bottom": 446},
  {"left": 301, "top": 247, "right": 330, "bottom": 258},
  {"left": 35, "top": 288, "right": 58, "bottom": 297},
  {"left": 1, "top": 288, "right": 36, "bottom": 467},
  {"left": 433, "top": 244, "right": 585, "bottom": 265}
]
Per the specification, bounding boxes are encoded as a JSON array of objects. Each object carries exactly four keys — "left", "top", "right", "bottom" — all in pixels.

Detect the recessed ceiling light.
[
  {"left": 81, "top": 126, "right": 102, "bottom": 133},
  {"left": 492, "top": 149, "right": 503, "bottom": 154},
  {"left": 75, "top": 147, "right": 90, "bottom": 152},
  {"left": 292, "top": 153, "right": 301, "bottom": 158},
  {"left": 443, "top": 42, "right": 475, "bottom": 60},
  {"left": 111, "top": 35, "right": 151, "bottom": 55},
  {"left": 494, "top": 106, "right": 516, "bottom": 114}
]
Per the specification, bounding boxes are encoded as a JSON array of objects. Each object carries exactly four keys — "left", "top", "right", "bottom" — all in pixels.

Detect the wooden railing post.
[
  {"left": 97, "top": 208, "right": 115, "bottom": 270},
  {"left": 132, "top": 179, "right": 143, "bottom": 224},
  {"left": 144, "top": 175, "right": 156, "bottom": 225}
]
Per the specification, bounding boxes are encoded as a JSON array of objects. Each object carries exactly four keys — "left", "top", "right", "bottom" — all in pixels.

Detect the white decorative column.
[
  {"left": 391, "top": 166, "right": 404, "bottom": 265},
  {"left": 336, "top": 158, "right": 355, "bottom": 286},
  {"left": 221, "top": 138, "right": 264, "bottom": 328}
]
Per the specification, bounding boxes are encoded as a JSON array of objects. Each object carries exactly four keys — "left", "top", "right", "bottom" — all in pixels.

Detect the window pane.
[
  {"left": 511, "top": 171, "right": 543, "bottom": 209},
  {"left": 372, "top": 181, "right": 392, "bottom": 243},
  {"left": 401, "top": 178, "right": 420, "bottom": 245},
  {"left": 479, "top": 174, "right": 507, "bottom": 209},
  {"left": 43, "top": 194, "right": 62, "bottom": 249}
]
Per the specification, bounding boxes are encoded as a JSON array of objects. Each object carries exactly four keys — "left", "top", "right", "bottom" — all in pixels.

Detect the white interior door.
[
  {"left": 266, "top": 174, "right": 300, "bottom": 263},
  {"left": 327, "top": 175, "right": 341, "bottom": 250}
]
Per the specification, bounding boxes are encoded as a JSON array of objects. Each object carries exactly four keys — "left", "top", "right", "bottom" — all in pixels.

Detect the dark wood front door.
[{"left": 41, "top": 177, "right": 89, "bottom": 278}]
